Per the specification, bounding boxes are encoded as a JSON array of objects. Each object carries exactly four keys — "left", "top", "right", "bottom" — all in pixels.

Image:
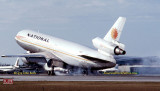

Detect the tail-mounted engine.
[{"left": 92, "top": 37, "right": 126, "bottom": 55}]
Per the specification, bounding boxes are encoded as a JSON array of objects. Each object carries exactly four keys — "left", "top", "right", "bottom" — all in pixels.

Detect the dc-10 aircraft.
[
  {"left": 2, "top": 17, "right": 126, "bottom": 75},
  {"left": 0, "top": 58, "right": 19, "bottom": 72}
]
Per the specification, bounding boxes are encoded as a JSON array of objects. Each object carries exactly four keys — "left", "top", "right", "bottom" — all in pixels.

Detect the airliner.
[
  {"left": 2, "top": 17, "right": 126, "bottom": 75},
  {"left": 0, "top": 58, "right": 19, "bottom": 72}
]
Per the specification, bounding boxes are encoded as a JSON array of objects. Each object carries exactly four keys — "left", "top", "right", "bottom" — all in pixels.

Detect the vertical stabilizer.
[
  {"left": 14, "top": 58, "right": 19, "bottom": 68},
  {"left": 104, "top": 17, "right": 126, "bottom": 42}
]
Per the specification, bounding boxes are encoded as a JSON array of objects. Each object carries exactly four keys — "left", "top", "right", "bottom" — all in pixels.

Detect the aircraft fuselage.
[{"left": 15, "top": 30, "right": 116, "bottom": 69}]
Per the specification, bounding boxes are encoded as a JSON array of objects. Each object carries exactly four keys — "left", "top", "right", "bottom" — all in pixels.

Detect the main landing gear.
[
  {"left": 47, "top": 66, "right": 55, "bottom": 76},
  {"left": 47, "top": 70, "right": 55, "bottom": 75}
]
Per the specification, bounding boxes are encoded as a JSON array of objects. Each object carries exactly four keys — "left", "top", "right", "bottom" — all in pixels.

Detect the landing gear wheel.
[
  {"left": 48, "top": 71, "right": 55, "bottom": 75},
  {"left": 82, "top": 70, "right": 88, "bottom": 76},
  {"left": 50, "top": 70, "right": 55, "bottom": 75},
  {"left": 47, "top": 66, "right": 55, "bottom": 76},
  {"left": 47, "top": 71, "right": 51, "bottom": 75},
  {"left": 48, "top": 70, "right": 55, "bottom": 76},
  {"left": 48, "top": 71, "right": 51, "bottom": 75}
]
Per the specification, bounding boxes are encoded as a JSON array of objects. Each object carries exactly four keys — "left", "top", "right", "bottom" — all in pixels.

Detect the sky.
[{"left": 0, "top": 0, "right": 160, "bottom": 64}]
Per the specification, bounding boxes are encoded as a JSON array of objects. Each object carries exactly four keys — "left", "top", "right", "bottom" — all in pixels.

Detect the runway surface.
[{"left": 0, "top": 75, "right": 160, "bottom": 82}]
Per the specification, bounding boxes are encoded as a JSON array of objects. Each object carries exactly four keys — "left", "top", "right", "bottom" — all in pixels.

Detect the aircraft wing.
[
  {"left": 1, "top": 54, "right": 44, "bottom": 57},
  {"left": 1, "top": 52, "right": 57, "bottom": 59}
]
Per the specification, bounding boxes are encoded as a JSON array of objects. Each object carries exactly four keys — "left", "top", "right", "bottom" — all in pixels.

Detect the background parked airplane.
[{"left": 0, "top": 58, "right": 19, "bottom": 73}]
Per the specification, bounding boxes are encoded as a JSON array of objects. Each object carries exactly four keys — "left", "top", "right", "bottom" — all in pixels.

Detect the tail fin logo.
[{"left": 111, "top": 28, "right": 118, "bottom": 40}]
